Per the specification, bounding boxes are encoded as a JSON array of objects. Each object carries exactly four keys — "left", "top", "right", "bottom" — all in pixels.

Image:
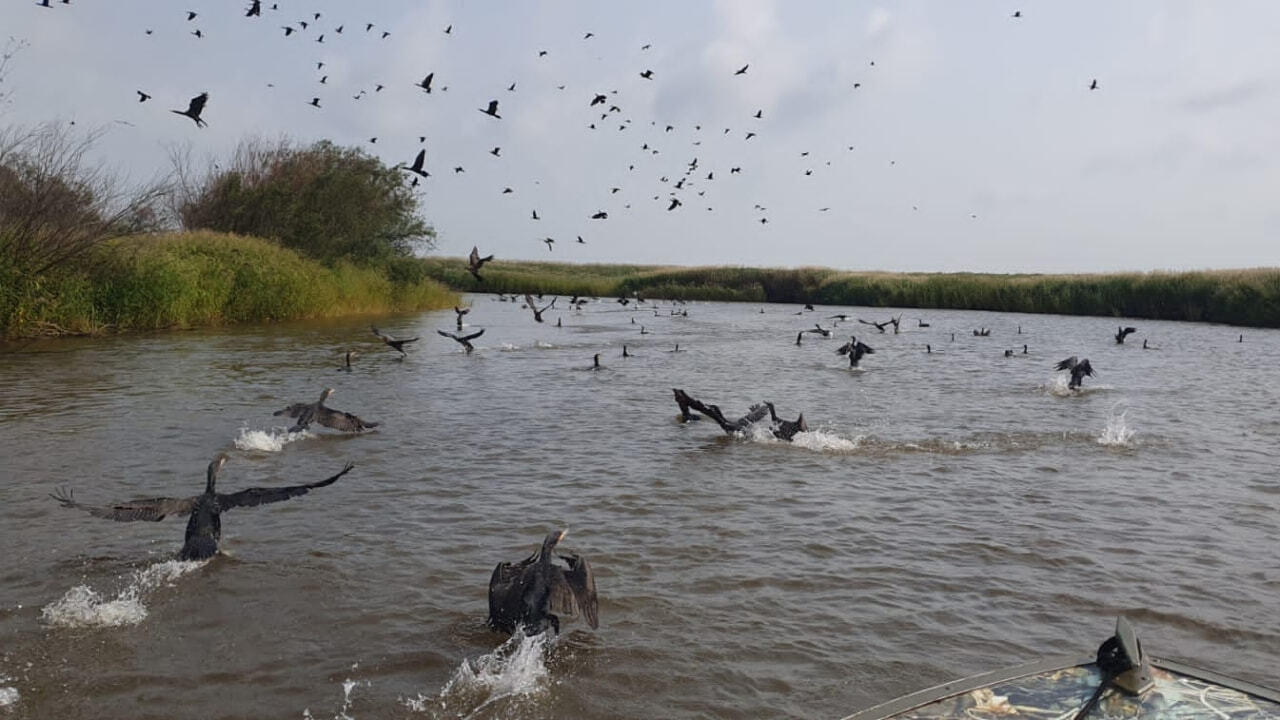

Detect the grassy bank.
[
  {"left": 1, "top": 231, "right": 457, "bottom": 338},
  {"left": 422, "top": 257, "right": 1280, "bottom": 327}
]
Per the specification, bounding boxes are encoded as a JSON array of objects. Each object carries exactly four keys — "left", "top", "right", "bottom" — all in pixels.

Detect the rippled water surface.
[{"left": 1, "top": 297, "right": 1278, "bottom": 719}]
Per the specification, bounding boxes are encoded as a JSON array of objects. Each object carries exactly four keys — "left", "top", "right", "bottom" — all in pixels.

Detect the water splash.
[
  {"left": 534, "top": 341, "right": 556, "bottom": 349},
  {"left": 785, "top": 430, "right": 863, "bottom": 453},
  {"left": 234, "top": 425, "right": 310, "bottom": 452},
  {"left": 0, "top": 682, "right": 17, "bottom": 710},
  {"left": 40, "top": 559, "right": 205, "bottom": 628},
  {"left": 304, "top": 678, "right": 368, "bottom": 720},
  {"left": 404, "top": 630, "right": 550, "bottom": 718},
  {"left": 1098, "top": 407, "right": 1137, "bottom": 447}
]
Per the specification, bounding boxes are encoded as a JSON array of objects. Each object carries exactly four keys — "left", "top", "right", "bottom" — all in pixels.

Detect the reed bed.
[{"left": 420, "top": 258, "right": 1280, "bottom": 327}]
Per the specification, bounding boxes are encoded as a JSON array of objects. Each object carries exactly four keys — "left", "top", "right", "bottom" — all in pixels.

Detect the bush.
[{"left": 172, "top": 138, "right": 434, "bottom": 264}]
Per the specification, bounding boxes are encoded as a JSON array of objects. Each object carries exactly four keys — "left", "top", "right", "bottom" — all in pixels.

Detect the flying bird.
[
  {"left": 734, "top": 64, "right": 749, "bottom": 75},
  {"left": 416, "top": 73, "right": 433, "bottom": 93},
  {"left": 245, "top": 0, "right": 261, "bottom": 17},
  {"left": 171, "top": 92, "right": 209, "bottom": 127},
  {"left": 186, "top": 10, "right": 197, "bottom": 20},
  {"left": 51, "top": 456, "right": 354, "bottom": 561},
  {"left": 667, "top": 198, "right": 682, "bottom": 211},
  {"left": 524, "top": 294, "right": 556, "bottom": 322},
  {"left": 479, "top": 100, "right": 501, "bottom": 118},
  {"left": 1056, "top": 356, "right": 1095, "bottom": 389},
  {"left": 488, "top": 529, "right": 598, "bottom": 636},
  {"left": 370, "top": 326, "right": 420, "bottom": 356},
  {"left": 467, "top": 246, "right": 494, "bottom": 281},
  {"left": 640, "top": 70, "right": 653, "bottom": 79},
  {"left": 543, "top": 237, "right": 555, "bottom": 251},
  {"left": 136, "top": 90, "right": 151, "bottom": 103},
  {"left": 836, "top": 337, "right": 876, "bottom": 367},
  {"left": 591, "top": 211, "right": 608, "bottom": 219},
  {"left": 273, "top": 388, "right": 378, "bottom": 433},
  {"left": 590, "top": 93, "right": 608, "bottom": 106},
  {"left": 1115, "top": 326, "right": 1137, "bottom": 344},
  {"left": 1090, "top": 78, "right": 1099, "bottom": 90},
  {"left": 437, "top": 329, "right": 484, "bottom": 354},
  {"left": 401, "top": 149, "right": 429, "bottom": 178}
]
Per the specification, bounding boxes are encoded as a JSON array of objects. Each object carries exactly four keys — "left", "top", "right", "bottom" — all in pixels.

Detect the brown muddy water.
[{"left": 1, "top": 295, "right": 1278, "bottom": 719}]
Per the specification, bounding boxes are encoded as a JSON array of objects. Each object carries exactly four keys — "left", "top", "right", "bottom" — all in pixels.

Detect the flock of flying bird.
[{"left": 29, "top": 1, "right": 1099, "bottom": 255}]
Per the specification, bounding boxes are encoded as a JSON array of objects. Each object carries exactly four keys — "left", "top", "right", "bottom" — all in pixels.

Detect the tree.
[{"left": 173, "top": 138, "right": 434, "bottom": 264}]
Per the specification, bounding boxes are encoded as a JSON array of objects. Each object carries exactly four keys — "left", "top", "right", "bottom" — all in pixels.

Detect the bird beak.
[{"left": 558, "top": 528, "right": 569, "bottom": 542}]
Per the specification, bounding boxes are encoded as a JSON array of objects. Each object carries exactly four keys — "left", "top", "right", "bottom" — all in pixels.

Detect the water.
[{"left": 1, "top": 297, "right": 1278, "bottom": 719}]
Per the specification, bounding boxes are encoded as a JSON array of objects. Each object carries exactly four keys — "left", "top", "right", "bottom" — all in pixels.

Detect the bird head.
[
  {"left": 320, "top": 387, "right": 335, "bottom": 402},
  {"left": 206, "top": 454, "right": 228, "bottom": 492}
]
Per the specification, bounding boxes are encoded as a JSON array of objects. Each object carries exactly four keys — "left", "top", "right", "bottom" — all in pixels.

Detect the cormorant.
[
  {"left": 523, "top": 294, "right": 556, "bottom": 323},
  {"left": 1005, "top": 349, "right": 1014, "bottom": 357},
  {"left": 51, "top": 456, "right": 354, "bottom": 560},
  {"left": 671, "top": 389, "right": 806, "bottom": 441},
  {"left": 171, "top": 92, "right": 209, "bottom": 127},
  {"left": 622, "top": 345, "right": 631, "bottom": 357},
  {"left": 1055, "top": 356, "right": 1095, "bottom": 390},
  {"left": 807, "top": 324, "right": 832, "bottom": 337},
  {"left": 337, "top": 351, "right": 354, "bottom": 372},
  {"left": 858, "top": 317, "right": 893, "bottom": 333},
  {"left": 926, "top": 344, "right": 932, "bottom": 353},
  {"left": 1115, "top": 326, "right": 1137, "bottom": 344},
  {"left": 795, "top": 332, "right": 804, "bottom": 346},
  {"left": 437, "top": 329, "right": 484, "bottom": 353},
  {"left": 591, "top": 353, "right": 602, "bottom": 370},
  {"left": 836, "top": 336, "right": 875, "bottom": 366},
  {"left": 917, "top": 319, "right": 930, "bottom": 328},
  {"left": 273, "top": 388, "right": 379, "bottom": 432},
  {"left": 488, "top": 529, "right": 598, "bottom": 635},
  {"left": 371, "top": 326, "right": 419, "bottom": 356}
]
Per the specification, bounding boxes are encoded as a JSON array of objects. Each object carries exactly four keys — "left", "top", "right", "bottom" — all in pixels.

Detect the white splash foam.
[
  {"left": 234, "top": 425, "right": 310, "bottom": 452},
  {"left": 1098, "top": 408, "right": 1136, "bottom": 447},
  {"left": 0, "top": 685, "right": 17, "bottom": 709},
  {"left": 534, "top": 341, "right": 555, "bottom": 349},
  {"left": 500, "top": 343, "right": 519, "bottom": 351},
  {"left": 789, "top": 430, "right": 863, "bottom": 452},
  {"left": 41, "top": 559, "right": 205, "bottom": 628},
  {"left": 405, "top": 631, "right": 550, "bottom": 717}
]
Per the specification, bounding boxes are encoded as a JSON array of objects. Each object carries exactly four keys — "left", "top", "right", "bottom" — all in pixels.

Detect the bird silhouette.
[
  {"left": 245, "top": 0, "right": 260, "bottom": 17},
  {"left": 416, "top": 73, "right": 433, "bottom": 93},
  {"left": 371, "top": 326, "right": 419, "bottom": 356},
  {"left": 668, "top": 198, "right": 682, "bottom": 211},
  {"left": 590, "top": 93, "right": 608, "bottom": 106},
  {"left": 308, "top": 97, "right": 321, "bottom": 108},
  {"left": 186, "top": 10, "right": 197, "bottom": 20},
  {"left": 1090, "top": 79, "right": 1099, "bottom": 90},
  {"left": 1056, "top": 357, "right": 1095, "bottom": 389},
  {"left": 479, "top": 100, "right": 501, "bottom": 118},
  {"left": 467, "top": 246, "right": 494, "bottom": 281},
  {"left": 444, "top": 24, "right": 451, "bottom": 34},
  {"left": 136, "top": 90, "right": 151, "bottom": 103},
  {"left": 437, "top": 329, "right": 484, "bottom": 354},
  {"left": 1115, "top": 326, "right": 1137, "bottom": 344},
  {"left": 734, "top": 64, "right": 749, "bottom": 75},
  {"left": 401, "top": 149, "right": 429, "bottom": 178},
  {"left": 591, "top": 211, "right": 608, "bottom": 219},
  {"left": 282, "top": 25, "right": 294, "bottom": 36},
  {"left": 577, "top": 236, "right": 586, "bottom": 244},
  {"left": 1012, "top": 10, "right": 1022, "bottom": 17},
  {"left": 640, "top": 70, "right": 653, "bottom": 79},
  {"left": 171, "top": 92, "right": 208, "bottom": 127},
  {"left": 543, "top": 237, "right": 555, "bottom": 251}
]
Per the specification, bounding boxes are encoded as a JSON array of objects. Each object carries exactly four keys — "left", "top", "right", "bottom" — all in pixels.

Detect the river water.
[{"left": 1, "top": 295, "right": 1277, "bottom": 719}]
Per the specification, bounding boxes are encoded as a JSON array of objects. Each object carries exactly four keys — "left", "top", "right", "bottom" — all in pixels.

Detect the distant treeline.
[{"left": 422, "top": 258, "right": 1280, "bottom": 327}]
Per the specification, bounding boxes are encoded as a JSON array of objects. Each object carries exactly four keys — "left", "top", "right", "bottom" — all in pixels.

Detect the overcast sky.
[{"left": 3, "top": 1, "right": 1279, "bottom": 273}]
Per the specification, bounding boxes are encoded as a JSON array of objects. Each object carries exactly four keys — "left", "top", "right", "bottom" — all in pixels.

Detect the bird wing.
[
  {"left": 455, "top": 306, "right": 470, "bottom": 316},
  {"left": 469, "top": 246, "right": 480, "bottom": 266},
  {"left": 550, "top": 554, "right": 599, "bottom": 629},
  {"left": 835, "top": 341, "right": 852, "bottom": 355},
  {"left": 459, "top": 329, "right": 485, "bottom": 342},
  {"left": 1078, "top": 359, "right": 1095, "bottom": 377},
  {"left": 858, "top": 342, "right": 875, "bottom": 354},
  {"left": 218, "top": 462, "right": 353, "bottom": 510},
  {"left": 856, "top": 318, "right": 877, "bottom": 326},
  {"left": 272, "top": 402, "right": 312, "bottom": 419},
  {"left": 317, "top": 407, "right": 376, "bottom": 432},
  {"left": 437, "top": 330, "right": 461, "bottom": 342},
  {"left": 187, "top": 93, "right": 207, "bottom": 116},
  {"left": 371, "top": 326, "right": 393, "bottom": 342},
  {"left": 50, "top": 487, "right": 196, "bottom": 522},
  {"left": 524, "top": 294, "right": 539, "bottom": 312},
  {"left": 1055, "top": 356, "right": 1078, "bottom": 371},
  {"left": 1123, "top": 327, "right": 1137, "bottom": 335}
]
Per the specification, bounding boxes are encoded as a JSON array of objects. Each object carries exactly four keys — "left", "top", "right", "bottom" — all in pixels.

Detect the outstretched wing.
[
  {"left": 469, "top": 246, "right": 480, "bottom": 266},
  {"left": 50, "top": 487, "right": 196, "bottom": 522},
  {"left": 455, "top": 306, "right": 470, "bottom": 316},
  {"left": 857, "top": 318, "right": 878, "bottom": 327},
  {"left": 437, "top": 330, "right": 460, "bottom": 341},
  {"left": 272, "top": 402, "right": 311, "bottom": 419},
  {"left": 524, "top": 294, "right": 538, "bottom": 311},
  {"left": 218, "top": 462, "right": 354, "bottom": 510},
  {"left": 1055, "top": 356, "right": 1078, "bottom": 371},
  {"left": 550, "top": 554, "right": 598, "bottom": 629},
  {"left": 317, "top": 407, "right": 376, "bottom": 432},
  {"left": 857, "top": 342, "right": 875, "bottom": 354},
  {"left": 1078, "top": 359, "right": 1095, "bottom": 377},
  {"left": 371, "top": 325, "right": 393, "bottom": 343},
  {"left": 459, "top": 328, "right": 485, "bottom": 342},
  {"left": 186, "top": 92, "right": 208, "bottom": 116}
]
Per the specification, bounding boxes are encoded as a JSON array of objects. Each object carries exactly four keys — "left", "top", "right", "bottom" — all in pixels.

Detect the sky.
[{"left": 2, "top": 1, "right": 1279, "bottom": 273}]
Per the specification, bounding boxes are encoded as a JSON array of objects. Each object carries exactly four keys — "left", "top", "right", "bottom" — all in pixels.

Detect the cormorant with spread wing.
[
  {"left": 1115, "top": 326, "right": 1137, "bottom": 344},
  {"left": 468, "top": 246, "right": 494, "bottom": 281},
  {"left": 371, "top": 325, "right": 419, "bottom": 356},
  {"left": 671, "top": 389, "right": 807, "bottom": 441},
  {"left": 438, "top": 328, "right": 484, "bottom": 353},
  {"left": 488, "top": 529, "right": 598, "bottom": 635},
  {"left": 836, "top": 336, "right": 875, "bottom": 367},
  {"left": 1056, "top": 356, "right": 1095, "bottom": 390},
  {"left": 50, "top": 456, "right": 354, "bottom": 560},
  {"left": 273, "top": 388, "right": 379, "bottom": 432},
  {"left": 453, "top": 305, "right": 470, "bottom": 329},
  {"left": 524, "top": 294, "right": 556, "bottom": 322}
]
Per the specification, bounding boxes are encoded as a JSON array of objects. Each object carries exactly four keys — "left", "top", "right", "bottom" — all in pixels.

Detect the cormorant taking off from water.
[
  {"left": 488, "top": 529, "right": 598, "bottom": 635},
  {"left": 836, "top": 336, "right": 875, "bottom": 366},
  {"left": 858, "top": 317, "right": 893, "bottom": 333},
  {"left": 51, "top": 456, "right": 354, "bottom": 561},
  {"left": 371, "top": 326, "right": 419, "bottom": 356},
  {"left": 437, "top": 329, "right": 484, "bottom": 353},
  {"left": 453, "top": 305, "right": 469, "bottom": 329},
  {"left": 171, "top": 92, "right": 208, "bottom": 127},
  {"left": 1115, "top": 326, "right": 1137, "bottom": 344},
  {"left": 468, "top": 246, "right": 494, "bottom": 281},
  {"left": 274, "top": 388, "right": 379, "bottom": 432},
  {"left": 672, "top": 389, "right": 807, "bottom": 441},
  {"left": 806, "top": 324, "right": 831, "bottom": 337},
  {"left": 1056, "top": 356, "right": 1095, "bottom": 390},
  {"left": 524, "top": 294, "right": 556, "bottom": 322}
]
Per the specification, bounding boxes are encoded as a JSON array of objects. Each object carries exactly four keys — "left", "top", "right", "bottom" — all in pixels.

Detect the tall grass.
[
  {"left": 1, "top": 231, "right": 456, "bottom": 338},
  {"left": 419, "top": 258, "right": 1280, "bottom": 327}
]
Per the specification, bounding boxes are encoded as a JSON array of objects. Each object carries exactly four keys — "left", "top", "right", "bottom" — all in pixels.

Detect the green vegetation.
[
  {"left": 1, "top": 232, "right": 456, "bottom": 337},
  {"left": 421, "top": 258, "right": 1280, "bottom": 328}
]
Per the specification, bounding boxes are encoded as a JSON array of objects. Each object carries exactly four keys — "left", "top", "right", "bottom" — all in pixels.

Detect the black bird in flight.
[
  {"left": 186, "top": 10, "right": 197, "bottom": 20},
  {"left": 468, "top": 246, "right": 494, "bottom": 281},
  {"left": 524, "top": 294, "right": 556, "bottom": 322},
  {"left": 401, "top": 149, "right": 429, "bottom": 178},
  {"left": 507, "top": 82, "right": 517, "bottom": 92},
  {"left": 640, "top": 70, "right": 653, "bottom": 79},
  {"left": 479, "top": 100, "right": 501, "bottom": 118},
  {"left": 590, "top": 93, "right": 608, "bottom": 106},
  {"left": 591, "top": 211, "right": 608, "bottom": 219},
  {"left": 192, "top": 29, "right": 203, "bottom": 38},
  {"left": 438, "top": 329, "right": 484, "bottom": 354},
  {"left": 543, "top": 237, "right": 555, "bottom": 251},
  {"left": 245, "top": 1, "right": 260, "bottom": 17},
  {"left": 1090, "top": 78, "right": 1099, "bottom": 90},
  {"left": 538, "top": 49, "right": 548, "bottom": 56},
  {"left": 366, "top": 22, "right": 374, "bottom": 31},
  {"left": 416, "top": 73, "right": 433, "bottom": 93},
  {"left": 136, "top": 90, "right": 151, "bottom": 103},
  {"left": 668, "top": 198, "right": 682, "bottom": 211},
  {"left": 754, "top": 109, "right": 762, "bottom": 118},
  {"left": 171, "top": 92, "right": 208, "bottom": 127},
  {"left": 1012, "top": 10, "right": 1022, "bottom": 18},
  {"left": 488, "top": 529, "right": 598, "bottom": 636},
  {"left": 1115, "top": 326, "right": 1137, "bottom": 344},
  {"left": 51, "top": 456, "right": 354, "bottom": 561},
  {"left": 37, "top": 0, "right": 52, "bottom": 7},
  {"left": 282, "top": 25, "right": 294, "bottom": 36},
  {"left": 275, "top": 388, "right": 379, "bottom": 433},
  {"left": 371, "top": 326, "right": 420, "bottom": 357},
  {"left": 1056, "top": 356, "right": 1095, "bottom": 389},
  {"left": 444, "top": 24, "right": 452, "bottom": 34},
  {"left": 531, "top": 209, "right": 540, "bottom": 220},
  {"left": 577, "top": 235, "right": 586, "bottom": 244},
  {"left": 734, "top": 64, "right": 749, "bottom": 75},
  {"left": 308, "top": 97, "right": 321, "bottom": 108},
  {"left": 490, "top": 147, "right": 501, "bottom": 157}
]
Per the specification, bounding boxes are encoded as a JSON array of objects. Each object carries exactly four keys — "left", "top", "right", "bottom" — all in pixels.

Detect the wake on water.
[
  {"left": 744, "top": 425, "right": 864, "bottom": 453},
  {"left": 40, "top": 559, "right": 206, "bottom": 628},
  {"left": 403, "top": 630, "right": 551, "bottom": 718},
  {"left": 234, "top": 425, "right": 311, "bottom": 452}
]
